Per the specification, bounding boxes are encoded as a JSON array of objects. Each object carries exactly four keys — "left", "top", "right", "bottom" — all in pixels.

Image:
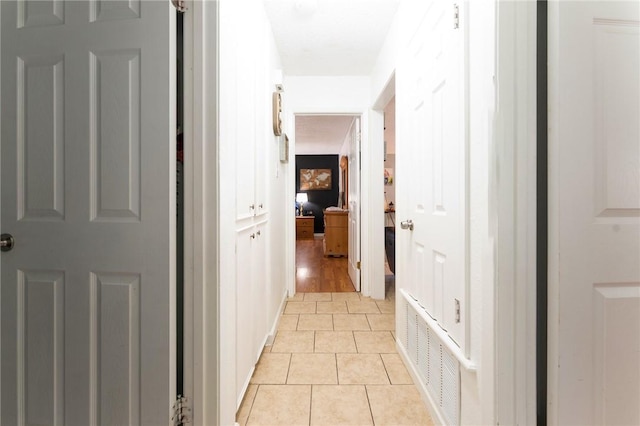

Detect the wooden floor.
[{"left": 296, "top": 237, "right": 356, "bottom": 293}]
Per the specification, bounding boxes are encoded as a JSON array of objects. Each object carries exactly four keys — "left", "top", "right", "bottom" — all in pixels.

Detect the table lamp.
[{"left": 296, "top": 193, "right": 308, "bottom": 216}]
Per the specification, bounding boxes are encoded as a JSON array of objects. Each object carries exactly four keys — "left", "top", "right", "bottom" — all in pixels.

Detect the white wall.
[
  {"left": 217, "top": 1, "right": 286, "bottom": 423},
  {"left": 369, "top": 1, "right": 498, "bottom": 424},
  {"left": 283, "top": 75, "right": 386, "bottom": 299},
  {"left": 263, "top": 23, "right": 289, "bottom": 346},
  {"left": 284, "top": 76, "right": 370, "bottom": 112},
  {"left": 465, "top": 1, "right": 497, "bottom": 423}
]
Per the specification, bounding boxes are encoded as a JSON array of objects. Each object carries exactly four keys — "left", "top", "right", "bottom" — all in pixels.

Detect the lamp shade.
[{"left": 296, "top": 193, "right": 308, "bottom": 203}]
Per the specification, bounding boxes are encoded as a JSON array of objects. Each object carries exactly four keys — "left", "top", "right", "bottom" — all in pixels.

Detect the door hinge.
[
  {"left": 172, "top": 0, "right": 188, "bottom": 13},
  {"left": 357, "top": 261, "right": 361, "bottom": 270},
  {"left": 453, "top": 4, "right": 460, "bottom": 29},
  {"left": 172, "top": 395, "right": 191, "bottom": 425},
  {"left": 454, "top": 299, "right": 461, "bottom": 323}
]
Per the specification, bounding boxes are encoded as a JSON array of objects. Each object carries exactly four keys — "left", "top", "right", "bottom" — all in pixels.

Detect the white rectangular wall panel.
[
  {"left": 90, "top": 50, "right": 141, "bottom": 222},
  {"left": 90, "top": 273, "right": 141, "bottom": 426},
  {"left": 17, "top": 55, "right": 65, "bottom": 221},
  {"left": 17, "top": 270, "right": 65, "bottom": 426}
]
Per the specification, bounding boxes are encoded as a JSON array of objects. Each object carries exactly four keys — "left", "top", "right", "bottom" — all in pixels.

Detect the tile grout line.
[
  {"left": 380, "top": 353, "right": 393, "bottom": 385},
  {"left": 308, "top": 384, "right": 313, "bottom": 426},
  {"left": 284, "top": 353, "right": 292, "bottom": 385},
  {"left": 364, "top": 384, "right": 376, "bottom": 426},
  {"left": 242, "top": 383, "right": 259, "bottom": 426}
]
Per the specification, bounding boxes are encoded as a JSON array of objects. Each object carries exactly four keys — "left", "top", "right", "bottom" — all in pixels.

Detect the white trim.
[
  {"left": 185, "top": 1, "right": 219, "bottom": 424},
  {"left": 546, "top": 2, "right": 560, "bottom": 424},
  {"left": 265, "top": 289, "right": 289, "bottom": 346},
  {"left": 285, "top": 109, "right": 374, "bottom": 297},
  {"left": 363, "top": 110, "right": 386, "bottom": 300},
  {"left": 492, "top": 1, "right": 538, "bottom": 425},
  {"left": 369, "top": 74, "right": 395, "bottom": 303}
]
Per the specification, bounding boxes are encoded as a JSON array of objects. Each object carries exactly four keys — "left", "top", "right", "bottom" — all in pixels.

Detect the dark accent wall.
[{"left": 296, "top": 155, "right": 340, "bottom": 233}]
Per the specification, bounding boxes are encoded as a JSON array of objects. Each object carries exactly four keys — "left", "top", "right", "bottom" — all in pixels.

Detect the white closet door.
[
  {"left": 1, "top": 1, "right": 176, "bottom": 424},
  {"left": 549, "top": 2, "right": 640, "bottom": 424},
  {"left": 397, "top": 0, "right": 467, "bottom": 349}
]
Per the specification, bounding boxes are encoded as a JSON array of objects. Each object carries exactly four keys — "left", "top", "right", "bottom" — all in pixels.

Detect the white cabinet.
[
  {"left": 235, "top": 221, "right": 268, "bottom": 404},
  {"left": 234, "top": 17, "right": 268, "bottom": 221}
]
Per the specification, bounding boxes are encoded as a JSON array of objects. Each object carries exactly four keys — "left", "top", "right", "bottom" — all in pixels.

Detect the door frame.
[
  {"left": 181, "top": 1, "right": 219, "bottom": 424},
  {"left": 368, "top": 2, "right": 538, "bottom": 424},
  {"left": 492, "top": 1, "right": 538, "bottom": 424},
  {"left": 285, "top": 110, "right": 383, "bottom": 299},
  {"left": 184, "top": 1, "right": 539, "bottom": 424}
]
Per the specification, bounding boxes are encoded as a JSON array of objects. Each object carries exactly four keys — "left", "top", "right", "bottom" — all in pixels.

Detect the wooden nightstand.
[
  {"left": 296, "top": 216, "right": 315, "bottom": 240},
  {"left": 323, "top": 210, "right": 348, "bottom": 256}
]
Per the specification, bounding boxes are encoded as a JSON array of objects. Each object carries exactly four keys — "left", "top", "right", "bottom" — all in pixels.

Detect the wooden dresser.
[
  {"left": 323, "top": 210, "right": 348, "bottom": 256},
  {"left": 296, "top": 216, "right": 315, "bottom": 240}
]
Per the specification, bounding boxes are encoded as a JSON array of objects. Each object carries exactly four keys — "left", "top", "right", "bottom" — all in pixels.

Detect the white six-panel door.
[
  {"left": 549, "top": 2, "right": 640, "bottom": 424},
  {"left": 397, "top": 0, "right": 467, "bottom": 350},
  {"left": 1, "top": 1, "right": 176, "bottom": 424}
]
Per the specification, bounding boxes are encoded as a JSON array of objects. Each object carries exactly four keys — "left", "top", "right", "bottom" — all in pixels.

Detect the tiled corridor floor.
[{"left": 236, "top": 288, "right": 434, "bottom": 425}]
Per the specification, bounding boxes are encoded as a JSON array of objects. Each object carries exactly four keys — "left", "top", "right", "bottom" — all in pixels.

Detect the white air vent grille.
[{"left": 401, "top": 292, "right": 460, "bottom": 426}]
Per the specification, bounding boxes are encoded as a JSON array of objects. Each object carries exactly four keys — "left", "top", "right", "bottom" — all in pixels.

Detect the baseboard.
[{"left": 265, "top": 288, "right": 288, "bottom": 346}]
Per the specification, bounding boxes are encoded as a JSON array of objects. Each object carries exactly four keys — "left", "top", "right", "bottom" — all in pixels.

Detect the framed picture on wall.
[{"left": 300, "top": 168, "right": 332, "bottom": 190}]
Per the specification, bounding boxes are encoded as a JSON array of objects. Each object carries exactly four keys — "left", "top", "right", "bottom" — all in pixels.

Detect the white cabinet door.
[
  {"left": 233, "top": 6, "right": 268, "bottom": 221},
  {"left": 397, "top": 0, "right": 467, "bottom": 348},
  {"left": 549, "top": 2, "right": 640, "bottom": 424},
  {"left": 235, "top": 225, "right": 255, "bottom": 406},
  {"left": 0, "top": 1, "right": 176, "bottom": 425},
  {"left": 235, "top": 23, "right": 257, "bottom": 220},
  {"left": 235, "top": 222, "right": 268, "bottom": 407}
]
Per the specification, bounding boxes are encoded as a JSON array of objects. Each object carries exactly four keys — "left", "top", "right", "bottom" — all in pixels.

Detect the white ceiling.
[
  {"left": 295, "top": 115, "right": 356, "bottom": 155},
  {"left": 263, "top": 0, "right": 400, "bottom": 154},
  {"left": 264, "top": 0, "right": 401, "bottom": 76}
]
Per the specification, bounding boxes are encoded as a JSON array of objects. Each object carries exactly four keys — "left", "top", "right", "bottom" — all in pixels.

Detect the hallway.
[{"left": 236, "top": 288, "right": 434, "bottom": 425}]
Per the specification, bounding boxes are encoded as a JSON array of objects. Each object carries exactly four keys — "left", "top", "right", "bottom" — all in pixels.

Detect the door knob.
[
  {"left": 0, "top": 233, "right": 15, "bottom": 251},
  {"left": 400, "top": 220, "right": 414, "bottom": 231}
]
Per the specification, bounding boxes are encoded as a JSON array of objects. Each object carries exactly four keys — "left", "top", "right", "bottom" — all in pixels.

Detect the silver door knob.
[
  {"left": 400, "top": 220, "right": 414, "bottom": 231},
  {"left": 0, "top": 233, "right": 15, "bottom": 251}
]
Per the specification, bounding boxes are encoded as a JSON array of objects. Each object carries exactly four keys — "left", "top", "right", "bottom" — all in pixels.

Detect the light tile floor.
[{"left": 236, "top": 286, "right": 434, "bottom": 426}]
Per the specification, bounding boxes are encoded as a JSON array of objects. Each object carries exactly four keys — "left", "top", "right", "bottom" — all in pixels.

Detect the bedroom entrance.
[{"left": 293, "top": 114, "right": 361, "bottom": 293}]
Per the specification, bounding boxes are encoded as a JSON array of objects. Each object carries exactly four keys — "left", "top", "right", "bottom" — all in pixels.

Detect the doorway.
[
  {"left": 293, "top": 114, "right": 360, "bottom": 293},
  {"left": 382, "top": 97, "right": 396, "bottom": 298}
]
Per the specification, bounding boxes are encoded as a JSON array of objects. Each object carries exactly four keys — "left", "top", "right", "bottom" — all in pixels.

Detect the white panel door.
[
  {"left": 397, "top": 1, "right": 467, "bottom": 348},
  {"left": 348, "top": 117, "right": 361, "bottom": 291},
  {"left": 1, "top": 2, "right": 176, "bottom": 425},
  {"left": 549, "top": 2, "right": 640, "bottom": 425}
]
